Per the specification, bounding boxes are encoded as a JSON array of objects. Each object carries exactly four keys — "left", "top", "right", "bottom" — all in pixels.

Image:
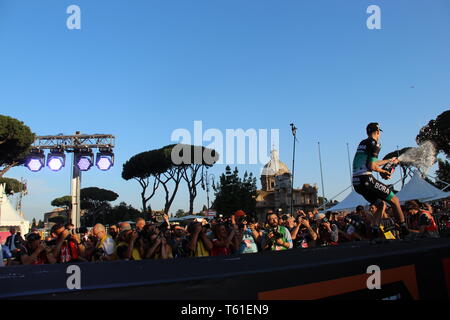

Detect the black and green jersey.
[{"left": 352, "top": 138, "right": 380, "bottom": 176}]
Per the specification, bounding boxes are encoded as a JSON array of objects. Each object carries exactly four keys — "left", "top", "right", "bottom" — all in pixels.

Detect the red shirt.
[
  {"left": 58, "top": 239, "right": 79, "bottom": 263},
  {"left": 211, "top": 239, "right": 231, "bottom": 256}
]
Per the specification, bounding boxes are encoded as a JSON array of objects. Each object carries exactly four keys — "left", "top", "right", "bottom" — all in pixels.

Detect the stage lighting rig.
[{"left": 27, "top": 133, "right": 115, "bottom": 228}]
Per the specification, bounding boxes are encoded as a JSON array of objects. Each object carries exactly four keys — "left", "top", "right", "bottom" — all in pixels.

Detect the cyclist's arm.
[{"left": 369, "top": 159, "right": 394, "bottom": 174}]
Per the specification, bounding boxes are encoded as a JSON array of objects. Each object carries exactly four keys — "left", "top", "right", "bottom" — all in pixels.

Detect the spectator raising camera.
[
  {"left": 19, "top": 233, "right": 56, "bottom": 265},
  {"left": 314, "top": 213, "right": 339, "bottom": 246},
  {"left": 185, "top": 221, "right": 213, "bottom": 257},
  {"left": 145, "top": 226, "right": 173, "bottom": 259},
  {"left": 261, "top": 212, "right": 293, "bottom": 251},
  {"left": 116, "top": 230, "right": 141, "bottom": 260},
  {"left": 233, "top": 212, "right": 259, "bottom": 254},
  {"left": 291, "top": 211, "right": 317, "bottom": 249},
  {"left": 51, "top": 223, "right": 81, "bottom": 263}
]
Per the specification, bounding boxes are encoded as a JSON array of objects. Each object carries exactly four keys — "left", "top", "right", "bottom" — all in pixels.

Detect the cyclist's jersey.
[{"left": 352, "top": 138, "right": 381, "bottom": 176}]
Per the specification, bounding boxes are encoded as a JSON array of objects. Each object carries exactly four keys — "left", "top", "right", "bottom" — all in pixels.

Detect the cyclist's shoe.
[{"left": 399, "top": 223, "right": 410, "bottom": 239}]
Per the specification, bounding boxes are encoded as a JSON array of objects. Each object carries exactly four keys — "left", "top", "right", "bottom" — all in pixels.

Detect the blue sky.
[{"left": 0, "top": 0, "right": 449, "bottom": 221}]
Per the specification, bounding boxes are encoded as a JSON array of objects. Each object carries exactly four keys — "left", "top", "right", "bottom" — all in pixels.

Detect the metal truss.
[{"left": 32, "top": 134, "right": 115, "bottom": 150}]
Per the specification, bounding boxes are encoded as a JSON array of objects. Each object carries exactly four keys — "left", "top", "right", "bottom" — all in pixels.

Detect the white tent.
[
  {"left": 328, "top": 188, "right": 369, "bottom": 212},
  {"left": 396, "top": 170, "right": 450, "bottom": 203},
  {"left": 422, "top": 193, "right": 450, "bottom": 202},
  {"left": 0, "top": 184, "right": 29, "bottom": 235}
]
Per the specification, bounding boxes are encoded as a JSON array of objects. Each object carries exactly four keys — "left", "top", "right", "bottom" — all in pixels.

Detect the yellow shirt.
[
  {"left": 154, "top": 248, "right": 173, "bottom": 260},
  {"left": 192, "top": 239, "right": 209, "bottom": 257},
  {"left": 116, "top": 242, "right": 142, "bottom": 260}
]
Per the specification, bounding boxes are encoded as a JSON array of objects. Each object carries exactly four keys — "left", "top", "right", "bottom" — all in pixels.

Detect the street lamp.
[
  {"left": 290, "top": 123, "right": 298, "bottom": 215},
  {"left": 201, "top": 170, "right": 215, "bottom": 210}
]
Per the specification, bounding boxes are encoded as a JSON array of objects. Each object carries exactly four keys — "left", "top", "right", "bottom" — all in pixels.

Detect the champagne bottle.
[{"left": 382, "top": 161, "right": 398, "bottom": 176}]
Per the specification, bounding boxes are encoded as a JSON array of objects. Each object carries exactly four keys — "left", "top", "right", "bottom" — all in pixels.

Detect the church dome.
[{"left": 261, "top": 149, "right": 290, "bottom": 176}]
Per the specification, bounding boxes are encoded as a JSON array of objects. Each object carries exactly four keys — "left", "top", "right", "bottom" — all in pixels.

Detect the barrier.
[{"left": 1, "top": 238, "right": 450, "bottom": 299}]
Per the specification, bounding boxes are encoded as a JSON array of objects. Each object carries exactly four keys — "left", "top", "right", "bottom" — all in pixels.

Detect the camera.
[
  {"left": 237, "top": 216, "right": 256, "bottom": 229},
  {"left": 92, "top": 247, "right": 105, "bottom": 260},
  {"left": 344, "top": 215, "right": 361, "bottom": 227},
  {"left": 71, "top": 226, "right": 88, "bottom": 234},
  {"left": 45, "top": 239, "right": 57, "bottom": 246},
  {"left": 270, "top": 228, "right": 283, "bottom": 240},
  {"left": 216, "top": 215, "right": 225, "bottom": 224},
  {"left": 248, "top": 217, "right": 257, "bottom": 224},
  {"left": 343, "top": 214, "right": 366, "bottom": 234},
  {"left": 202, "top": 223, "right": 211, "bottom": 230},
  {"left": 159, "top": 221, "right": 169, "bottom": 233}
]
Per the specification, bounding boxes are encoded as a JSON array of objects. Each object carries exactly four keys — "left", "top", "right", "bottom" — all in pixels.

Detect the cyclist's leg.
[{"left": 386, "top": 194, "right": 406, "bottom": 224}]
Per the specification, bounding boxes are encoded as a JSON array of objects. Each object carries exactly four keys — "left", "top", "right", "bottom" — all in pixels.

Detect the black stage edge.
[{"left": 1, "top": 238, "right": 450, "bottom": 300}]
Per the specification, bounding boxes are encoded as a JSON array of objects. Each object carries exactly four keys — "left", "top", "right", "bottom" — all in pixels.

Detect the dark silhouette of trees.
[
  {"left": 51, "top": 188, "right": 118, "bottom": 226},
  {"left": 174, "top": 144, "right": 218, "bottom": 214},
  {"left": 212, "top": 166, "right": 257, "bottom": 217},
  {"left": 122, "top": 148, "right": 170, "bottom": 213},
  {"left": 123, "top": 144, "right": 218, "bottom": 215},
  {"left": 51, "top": 196, "right": 72, "bottom": 210},
  {"left": 436, "top": 159, "right": 450, "bottom": 190},
  {"left": 0, "top": 115, "right": 35, "bottom": 177}
]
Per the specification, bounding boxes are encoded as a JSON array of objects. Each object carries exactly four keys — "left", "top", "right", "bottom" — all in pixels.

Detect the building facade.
[{"left": 255, "top": 149, "right": 319, "bottom": 221}]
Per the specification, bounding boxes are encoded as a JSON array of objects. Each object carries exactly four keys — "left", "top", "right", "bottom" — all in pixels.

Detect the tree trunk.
[
  {"left": 183, "top": 165, "right": 202, "bottom": 215},
  {"left": 162, "top": 169, "right": 183, "bottom": 214},
  {"left": 141, "top": 195, "right": 147, "bottom": 213},
  {"left": 189, "top": 194, "right": 195, "bottom": 215}
]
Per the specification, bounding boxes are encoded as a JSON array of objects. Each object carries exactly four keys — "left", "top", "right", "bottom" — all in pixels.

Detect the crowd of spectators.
[{"left": 1, "top": 199, "right": 450, "bottom": 266}]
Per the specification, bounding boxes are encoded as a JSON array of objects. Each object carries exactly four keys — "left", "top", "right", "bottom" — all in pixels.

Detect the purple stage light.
[
  {"left": 47, "top": 157, "right": 64, "bottom": 171},
  {"left": 25, "top": 149, "right": 45, "bottom": 172},
  {"left": 26, "top": 158, "right": 44, "bottom": 172},
  {"left": 77, "top": 156, "right": 93, "bottom": 171},
  {"left": 96, "top": 156, "right": 113, "bottom": 171},
  {"left": 47, "top": 150, "right": 66, "bottom": 172}
]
